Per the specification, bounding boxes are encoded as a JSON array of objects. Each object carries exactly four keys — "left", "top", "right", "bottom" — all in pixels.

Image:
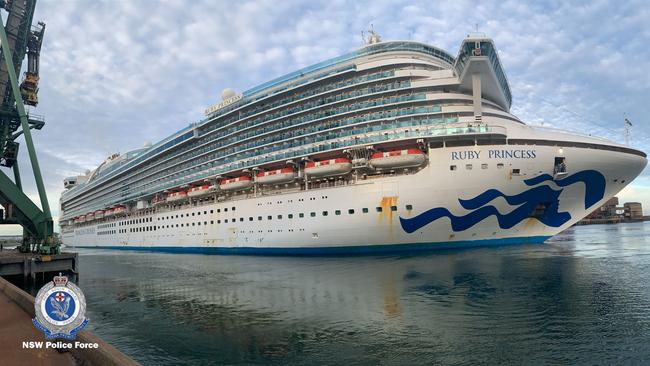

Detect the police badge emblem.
[{"left": 33, "top": 273, "right": 88, "bottom": 339}]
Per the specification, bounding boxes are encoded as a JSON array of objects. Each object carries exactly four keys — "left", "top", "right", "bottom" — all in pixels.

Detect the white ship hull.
[{"left": 62, "top": 143, "right": 646, "bottom": 254}]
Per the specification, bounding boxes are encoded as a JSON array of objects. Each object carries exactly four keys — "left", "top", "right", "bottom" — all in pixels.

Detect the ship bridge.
[{"left": 454, "top": 37, "right": 512, "bottom": 114}]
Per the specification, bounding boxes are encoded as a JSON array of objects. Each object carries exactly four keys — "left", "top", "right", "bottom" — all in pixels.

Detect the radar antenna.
[{"left": 362, "top": 24, "right": 382, "bottom": 45}]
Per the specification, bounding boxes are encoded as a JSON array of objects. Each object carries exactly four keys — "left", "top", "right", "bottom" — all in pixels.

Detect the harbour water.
[{"left": 73, "top": 222, "right": 650, "bottom": 365}]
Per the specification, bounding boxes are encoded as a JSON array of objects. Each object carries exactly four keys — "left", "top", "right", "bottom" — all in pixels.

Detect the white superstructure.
[{"left": 59, "top": 35, "right": 647, "bottom": 254}]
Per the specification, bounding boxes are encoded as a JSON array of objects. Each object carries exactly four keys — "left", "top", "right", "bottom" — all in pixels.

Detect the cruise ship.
[{"left": 59, "top": 33, "right": 647, "bottom": 254}]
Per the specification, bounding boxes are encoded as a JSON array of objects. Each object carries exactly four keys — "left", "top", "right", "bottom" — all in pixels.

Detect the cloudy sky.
[{"left": 2, "top": 0, "right": 649, "bottom": 233}]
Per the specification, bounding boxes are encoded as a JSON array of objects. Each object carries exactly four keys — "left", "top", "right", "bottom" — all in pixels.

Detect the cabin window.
[
  {"left": 481, "top": 163, "right": 488, "bottom": 169},
  {"left": 310, "top": 212, "right": 316, "bottom": 217},
  {"left": 267, "top": 215, "right": 272, "bottom": 220},
  {"left": 406, "top": 204, "right": 413, "bottom": 210},
  {"left": 348, "top": 209, "right": 355, "bottom": 214},
  {"left": 363, "top": 208, "right": 369, "bottom": 213},
  {"left": 390, "top": 206, "right": 397, "bottom": 211},
  {"left": 249, "top": 217, "right": 253, "bottom": 221},
  {"left": 497, "top": 163, "right": 504, "bottom": 169},
  {"left": 288, "top": 214, "right": 293, "bottom": 219},
  {"left": 217, "top": 220, "right": 221, "bottom": 224},
  {"left": 512, "top": 168, "right": 521, "bottom": 175},
  {"left": 322, "top": 211, "right": 328, "bottom": 216},
  {"left": 258, "top": 216, "right": 262, "bottom": 221},
  {"left": 466, "top": 164, "right": 472, "bottom": 170},
  {"left": 277, "top": 215, "right": 282, "bottom": 220},
  {"left": 376, "top": 207, "right": 383, "bottom": 212},
  {"left": 240, "top": 218, "right": 244, "bottom": 222},
  {"left": 335, "top": 210, "right": 341, "bottom": 215},
  {"left": 224, "top": 208, "right": 228, "bottom": 212},
  {"left": 450, "top": 165, "right": 457, "bottom": 171}
]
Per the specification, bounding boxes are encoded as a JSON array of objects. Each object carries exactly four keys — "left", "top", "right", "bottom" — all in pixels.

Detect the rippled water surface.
[{"left": 75, "top": 222, "right": 650, "bottom": 365}]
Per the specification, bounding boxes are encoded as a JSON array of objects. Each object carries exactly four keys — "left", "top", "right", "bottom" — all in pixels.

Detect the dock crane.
[
  {"left": 20, "top": 20, "right": 43, "bottom": 106},
  {"left": 0, "top": 0, "right": 56, "bottom": 254}
]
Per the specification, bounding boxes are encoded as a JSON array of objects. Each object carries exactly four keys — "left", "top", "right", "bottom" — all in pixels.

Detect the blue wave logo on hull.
[{"left": 400, "top": 170, "right": 606, "bottom": 234}]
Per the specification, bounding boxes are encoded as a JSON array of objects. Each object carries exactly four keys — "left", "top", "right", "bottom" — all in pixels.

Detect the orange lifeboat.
[
  {"left": 113, "top": 205, "right": 127, "bottom": 215},
  {"left": 220, "top": 176, "right": 252, "bottom": 191},
  {"left": 304, "top": 158, "right": 352, "bottom": 177},
  {"left": 94, "top": 210, "right": 105, "bottom": 219},
  {"left": 187, "top": 184, "right": 217, "bottom": 197},
  {"left": 370, "top": 148, "right": 426, "bottom": 169},
  {"left": 167, "top": 190, "right": 188, "bottom": 202},
  {"left": 256, "top": 168, "right": 295, "bottom": 185}
]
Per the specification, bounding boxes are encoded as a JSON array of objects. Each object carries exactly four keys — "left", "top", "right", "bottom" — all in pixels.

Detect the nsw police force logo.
[{"left": 33, "top": 273, "right": 88, "bottom": 339}]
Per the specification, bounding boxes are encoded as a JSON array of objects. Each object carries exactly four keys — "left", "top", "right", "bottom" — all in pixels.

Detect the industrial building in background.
[
  {"left": 0, "top": 0, "right": 56, "bottom": 254},
  {"left": 578, "top": 197, "right": 647, "bottom": 225}
]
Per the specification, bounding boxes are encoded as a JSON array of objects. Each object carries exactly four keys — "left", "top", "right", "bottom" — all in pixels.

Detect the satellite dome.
[
  {"left": 143, "top": 141, "right": 152, "bottom": 149},
  {"left": 221, "top": 88, "right": 236, "bottom": 100}
]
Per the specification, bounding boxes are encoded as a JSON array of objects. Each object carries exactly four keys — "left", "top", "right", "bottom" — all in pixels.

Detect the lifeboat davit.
[
  {"left": 304, "top": 158, "right": 352, "bottom": 177},
  {"left": 113, "top": 206, "right": 127, "bottom": 215},
  {"left": 370, "top": 148, "right": 426, "bottom": 169},
  {"left": 188, "top": 184, "right": 217, "bottom": 197},
  {"left": 167, "top": 190, "right": 188, "bottom": 202},
  {"left": 256, "top": 168, "right": 296, "bottom": 185},
  {"left": 94, "top": 210, "right": 105, "bottom": 219},
  {"left": 220, "top": 176, "right": 253, "bottom": 191},
  {"left": 152, "top": 196, "right": 167, "bottom": 206}
]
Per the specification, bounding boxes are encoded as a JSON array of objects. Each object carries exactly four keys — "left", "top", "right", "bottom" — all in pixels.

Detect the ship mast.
[{"left": 624, "top": 115, "right": 632, "bottom": 146}]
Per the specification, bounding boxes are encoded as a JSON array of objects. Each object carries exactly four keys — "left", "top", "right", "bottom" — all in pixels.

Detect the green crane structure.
[{"left": 0, "top": 0, "right": 56, "bottom": 254}]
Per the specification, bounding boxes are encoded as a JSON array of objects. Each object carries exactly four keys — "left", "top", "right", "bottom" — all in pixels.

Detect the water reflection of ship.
[{"left": 79, "top": 247, "right": 648, "bottom": 362}]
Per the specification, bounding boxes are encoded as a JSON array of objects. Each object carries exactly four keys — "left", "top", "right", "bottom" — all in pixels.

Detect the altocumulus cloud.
[{"left": 2, "top": 0, "right": 649, "bottom": 233}]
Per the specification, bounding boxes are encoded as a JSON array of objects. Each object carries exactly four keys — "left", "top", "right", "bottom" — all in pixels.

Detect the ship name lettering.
[
  {"left": 451, "top": 151, "right": 481, "bottom": 160},
  {"left": 488, "top": 149, "right": 536, "bottom": 159}
]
